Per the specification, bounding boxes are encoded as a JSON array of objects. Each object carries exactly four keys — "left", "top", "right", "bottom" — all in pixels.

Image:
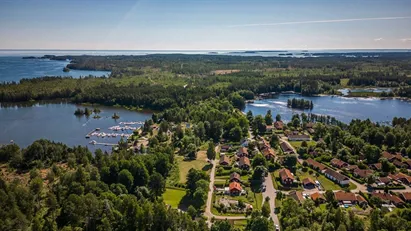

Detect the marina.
[{"left": 0, "top": 103, "right": 152, "bottom": 152}]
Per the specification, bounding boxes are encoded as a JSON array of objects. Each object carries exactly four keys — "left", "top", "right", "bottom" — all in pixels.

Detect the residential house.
[
  {"left": 346, "top": 165, "right": 359, "bottom": 172},
  {"left": 274, "top": 121, "right": 284, "bottom": 130},
  {"left": 279, "top": 168, "right": 295, "bottom": 185},
  {"left": 369, "top": 163, "right": 382, "bottom": 171},
  {"left": 220, "top": 145, "right": 232, "bottom": 152},
  {"left": 393, "top": 159, "right": 407, "bottom": 169},
  {"left": 280, "top": 142, "right": 294, "bottom": 154},
  {"left": 288, "top": 134, "right": 311, "bottom": 141},
  {"left": 239, "top": 156, "right": 251, "bottom": 170},
  {"left": 219, "top": 155, "right": 230, "bottom": 166},
  {"left": 371, "top": 193, "right": 405, "bottom": 207},
  {"left": 353, "top": 169, "right": 374, "bottom": 179},
  {"left": 382, "top": 151, "right": 402, "bottom": 162},
  {"left": 400, "top": 192, "right": 411, "bottom": 203},
  {"left": 237, "top": 147, "right": 249, "bottom": 157},
  {"left": 334, "top": 191, "right": 358, "bottom": 205},
  {"left": 324, "top": 169, "right": 350, "bottom": 186},
  {"left": 331, "top": 158, "right": 349, "bottom": 169},
  {"left": 306, "top": 158, "right": 327, "bottom": 172},
  {"left": 229, "top": 182, "right": 243, "bottom": 196},
  {"left": 230, "top": 172, "right": 241, "bottom": 183},
  {"left": 302, "top": 177, "right": 316, "bottom": 188},
  {"left": 262, "top": 148, "right": 276, "bottom": 160},
  {"left": 376, "top": 177, "right": 392, "bottom": 186},
  {"left": 356, "top": 195, "right": 368, "bottom": 207},
  {"left": 389, "top": 172, "right": 411, "bottom": 185},
  {"left": 404, "top": 160, "right": 411, "bottom": 169},
  {"left": 305, "top": 122, "right": 314, "bottom": 129},
  {"left": 289, "top": 191, "right": 305, "bottom": 204},
  {"left": 311, "top": 192, "right": 326, "bottom": 203},
  {"left": 266, "top": 125, "right": 274, "bottom": 132}
]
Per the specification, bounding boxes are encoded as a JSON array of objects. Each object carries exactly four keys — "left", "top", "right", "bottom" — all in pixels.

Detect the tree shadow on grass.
[
  {"left": 178, "top": 193, "right": 194, "bottom": 211},
  {"left": 202, "top": 164, "right": 212, "bottom": 171}
]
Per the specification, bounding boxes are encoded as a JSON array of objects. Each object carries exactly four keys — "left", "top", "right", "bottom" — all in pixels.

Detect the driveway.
[{"left": 263, "top": 173, "right": 281, "bottom": 229}]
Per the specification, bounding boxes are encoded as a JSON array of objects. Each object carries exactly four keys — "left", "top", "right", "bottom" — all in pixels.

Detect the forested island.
[
  {"left": 2, "top": 53, "right": 411, "bottom": 230},
  {"left": 287, "top": 98, "right": 314, "bottom": 110}
]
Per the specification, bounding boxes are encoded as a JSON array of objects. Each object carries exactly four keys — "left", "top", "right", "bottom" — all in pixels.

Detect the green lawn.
[
  {"left": 175, "top": 151, "right": 209, "bottom": 184},
  {"left": 233, "top": 220, "right": 248, "bottom": 229},
  {"left": 163, "top": 187, "right": 186, "bottom": 208},
  {"left": 289, "top": 141, "right": 317, "bottom": 149},
  {"left": 297, "top": 169, "right": 342, "bottom": 191}
]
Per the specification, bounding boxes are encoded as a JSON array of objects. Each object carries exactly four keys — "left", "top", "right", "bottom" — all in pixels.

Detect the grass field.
[
  {"left": 289, "top": 141, "right": 317, "bottom": 149},
  {"left": 173, "top": 151, "right": 210, "bottom": 184},
  {"left": 163, "top": 187, "right": 186, "bottom": 208},
  {"left": 340, "top": 78, "right": 349, "bottom": 87}
]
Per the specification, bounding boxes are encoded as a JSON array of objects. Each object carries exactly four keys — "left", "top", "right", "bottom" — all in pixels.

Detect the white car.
[{"left": 275, "top": 224, "right": 280, "bottom": 231}]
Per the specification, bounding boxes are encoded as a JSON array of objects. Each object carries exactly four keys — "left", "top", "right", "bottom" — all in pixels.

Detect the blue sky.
[{"left": 0, "top": 0, "right": 411, "bottom": 50}]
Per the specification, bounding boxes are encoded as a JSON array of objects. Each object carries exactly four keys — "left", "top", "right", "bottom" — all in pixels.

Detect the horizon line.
[
  {"left": 228, "top": 16, "right": 411, "bottom": 28},
  {"left": 1, "top": 48, "right": 411, "bottom": 51}
]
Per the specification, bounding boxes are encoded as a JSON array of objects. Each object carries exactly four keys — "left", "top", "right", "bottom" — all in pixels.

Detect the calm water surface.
[
  {"left": 0, "top": 103, "right": 151, "bottom": 151},
  {"left": 245, "top": 94, "right": 411, "bottom": 124},
  {"left": 0, "top": 56, "right": 110, "bottom": 82}
]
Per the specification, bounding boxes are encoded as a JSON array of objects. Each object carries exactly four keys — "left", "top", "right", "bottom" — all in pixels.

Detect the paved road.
[{"left": 263, "top": 173, "right": 280, "bottom": 229}]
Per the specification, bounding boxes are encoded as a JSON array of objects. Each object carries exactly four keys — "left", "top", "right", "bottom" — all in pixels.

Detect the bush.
[{"left": 302, "top": 167, "right": 308, "bottom": 172}]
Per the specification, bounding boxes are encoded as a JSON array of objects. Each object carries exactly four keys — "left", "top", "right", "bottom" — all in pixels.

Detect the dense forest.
[{"left": 2, "top": 53, "right": 411, "bottom": 107}]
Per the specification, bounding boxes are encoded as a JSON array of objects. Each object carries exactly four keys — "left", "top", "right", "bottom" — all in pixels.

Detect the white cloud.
[
  {"left": 374, "top": 38, "right": 383, "bottom": 41},
  {"left": 400, "top": 38, "right": 411, "bottom": 42},
  {"left": 228, "top": 16, "right": 411, "bottom": 28}
]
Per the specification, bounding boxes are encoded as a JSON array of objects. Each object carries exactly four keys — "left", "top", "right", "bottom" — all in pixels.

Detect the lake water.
[
  {"left": 0, "top": 103, "right": 151, "bottom": 151},
  {"left": 0, "top": 56, "right": 111, "bottom": 82},
  {"left": 244, "top": 94, "right": 411, "bottom": 124}
]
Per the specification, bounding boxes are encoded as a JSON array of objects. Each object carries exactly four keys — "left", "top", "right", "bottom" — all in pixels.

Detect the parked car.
[{"left": 275, "top": 224, "right": 280, "bottom": 231}]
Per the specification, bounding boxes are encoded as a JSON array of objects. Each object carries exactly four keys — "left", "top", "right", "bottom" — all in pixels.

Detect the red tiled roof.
[
  {"left": 239, "top": 156, "right": 250, "bottom": 167},
  {"left": 378, "top": 177, "right": 391, "bottom": 184},
  {"left": 289, "top": 191, "right": 305, "bottom": 203},
  {"left": 302, "top": 177, "right": 315, "bottom": 186},
  {"left": 279, "top": 168, "right": 294, "bottom": 182},
  {"left": 262, "top": 148, "right": 276, "bottom": 158},
  {"left": 238, "top": 147, "right": 248, "bottom": 156},
  {"left": 219, "top": 155, "right": 230, "bottom": 165},
  {"left": 382, "top": 151, "right": 395, "bottom": 160},
  {"left": 370, "top": 163, "right": 382, "bottom": 170},
  {"left": 353, "top": 168, "right": 374, "bottom": 178},
  {"left": 356, "top": 195, "right": 367, "bottom": 204},
  {"left": 393, "top": 160, "right": 406, "bottom": 168},
  {"left": 401, "top": 192, "right": 411, "bottom": 201},
  {"left": 331, "top": 158, "right": 348, "bottom": 168},
  {"left": 347, "top": 165, "right": 359, "bottom": 171},
  {"left": 371, "top": 193, "right": 404, "bottom": 205},
  {"left": 311, "top": 192, "right": 325, "bottom": 201},
  {"left": 334, "top": 191, "right": 357, "bottom": 202},
  {"left": 306, "top": 158, "right": 327, "bottom": 171},
  {"left": 229, "top": 182, "right": 242, "bottom": 192}
]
